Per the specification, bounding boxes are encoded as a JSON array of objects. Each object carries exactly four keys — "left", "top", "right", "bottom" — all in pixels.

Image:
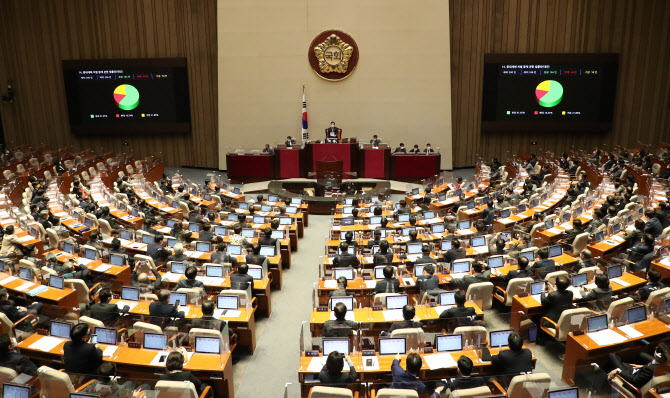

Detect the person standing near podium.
[
  {"left": 325, "top": 121, "right": 340, "bottom": 143},
  {"left": 285, "top": 136, "right": 295, "bottom": 148},
  {"left": 370, "top": 134, "right": 381, "bottom": 147}
]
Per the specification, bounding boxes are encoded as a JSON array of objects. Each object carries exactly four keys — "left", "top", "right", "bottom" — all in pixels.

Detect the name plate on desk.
[
  {"left": 305, "top": 350, "right": 320, "bottom": 357},
  {"left": 316, "top": 306, "right": 329, "bottom": 312},
  {"left": 518, "top": 292, "right": 529, "bottom": 297},
  {"left": 372, "top": 305, "right": 383, "bottom": 311},
  {"left": 363, "top": 276, "right": 372, "bottom": 280},
  {"left": 362, "top": 350, "right": 376, "bottom": 357},
  {"left": 128, "top": 342, "right": 141, "bottom": 349}
]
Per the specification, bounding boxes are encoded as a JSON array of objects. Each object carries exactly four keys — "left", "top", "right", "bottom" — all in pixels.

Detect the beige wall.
[{"left": 217, "top": 0, "right": 453, "bottom": 170}]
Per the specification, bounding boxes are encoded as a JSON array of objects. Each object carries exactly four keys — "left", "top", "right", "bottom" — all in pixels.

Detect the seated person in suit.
[
  {"left": 0, "top": 287, "right": 48, "bottom": 331},
  {"left": 192, "top": 300, "right": 238, "bottom": 359},
  {"left": 261, "top": 144, "right": 272, "bottom": 154},
  {"left": 637, "top": 269, "right": 665, "bottom": 302},
  {"left": 329, "top": 277, "right": 349, "bottom": 298},
  {"left": 573, "top": 249, "right": 597, "bottom": 272},
  {"left": 562, "top": 219, "right": 586, "bottom": 245},
  {"left": 149, "top": 289, "right": 185, "bottom": 319},
  {"left": 64, "top": 323, "right": 103, "bottom": 375},
  {"left": 416, "top": 264, "right": 440, "bottom": 292},
  {"left": 407, "top": 229, "right": 423, "bottom": 244},
  {"left": 414, "top": 244, "right": 436, "bottom": 265},
  {"left": 109, "top": 238, "right": 127, "bottom": 256},
  {"left": 318, "top": 351, "right": 358, "bottom": 386},
  {"left": 578, "top": 274, "right": 612, "bottom": 311},
  {"left": 623, "top": 219, "right": 645, "bottom": 247},
  {"left": 160, "top": 351, "right": 207, "bottom": 395},
  {"left": 408, "top": 215, "right": 418, "bottom": 227},
  {"left": 172, "top": 265, "right": 206, "bottom": 296},
  {"left": 131, "top": 262, "right": 162, "bottom": 292},
  {"left": 370, "top": 134, "right": 381, "bottom": 147},
  {"left": 397, "top": 200, "right": 411, "bottom": 214},
  {"left": 229, "top": 225, "right": 250, "bottom": 247},
  {"left": 325, "top": 121, "right": 339, "bottom": 142},
  {"left": 146, "top": 234, "right": 164, "bottom": 262},
  {"left": 333, "top": 242, "right": 360, "bottom": 267},
  {"left": 367, "top": 229, "right": 384, "bottom": 248},
  {"left": 258, "top": 227, "right": 277, "bottom": 247},
  {"left": 424, "top": 143, "right": 435, "bottom": 153},
  {"left": 83, "top": 362, "right": 140, "bottom": 397},
  {"left": 167, "top": 243, "right": 189, "bottom": 263},
  {"left": 448, "top": 355, "right": 486, "bottom": 391},
  {"left": 495, "top": 256, "right": 532, "bottom": 288},
  {"left": 210, "top": 243, "right": 238, "bottom": 266},
  {"left": 373, "top": 240, "right": 394, "bottom": 265},
  {"left": 199, "top": 223, "right": 214, "bottom": 243},
  {"left": 606, "top": 342, "right": 670, "bottom": 393},
  {"left": 627, "top": 233, "right": 655, "bottom": 262},
  {"left": 285, "top": 135, "right": 294, "bottom": 147},
  {"left": 233, "top": 214, "right": 252, "bottom": 230},
  {"left": 342, "top": 231, "right": 358, "bottom": 248},
  {"left": 644, "top": 210, "right": 663, "bottom": 238},
  {"left": 408, "top": 144, "right": 421, "bottom": 154},
  {"left": 231, "top": 263, "right": 254, "bottom": 291},
  {"left": 90, "top": 288, "right": 129, "bottom": 325},
  {"left": 388, "top": 304, "right": 423, "bottom": 334},
  {"left": 245, "top": 243, "right": 267, "bottom": 266},
  {"left": 394, "top": 143, "right": 407, "bottom": 154},
  {"left": 391, "top": 352, "right": 427, "bottom": 393},
  {"left": 530, "top": 248, "right": 556, "bottom": 279},
  {"left": 439, "top": 290, "right": 476, "bottom": 319},
  {"left": 490, "top": 331, "right": 533, "bottom": 376},
  {"left": 442, "top": 239, "right": 467, "bottom": 263},
  {"left": 0, "top": 333, "right": 37, "bottom": 375},
  {"left": 540, "top": 275, "right": 573, "bottom": 324},
  {"left": 323, "top": 302, "right": 357, "bottom": 337},
  {"left": 451, "top": 261, "right": 490, "bottom": 290},
  {"left": 374, "top": 265, "right": 400, "bottom": 294}
]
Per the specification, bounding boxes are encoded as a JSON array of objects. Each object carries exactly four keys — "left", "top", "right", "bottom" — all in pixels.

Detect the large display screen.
[
  {"left": 482, "top": 54, "right": 618, "bottom": 131},
  {"left": 62, "top": 58, "right": 191, "bottom": 134}
]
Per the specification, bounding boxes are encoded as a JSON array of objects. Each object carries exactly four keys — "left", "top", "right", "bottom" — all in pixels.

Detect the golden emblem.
[{"left": 313, "top": 34, "right": 354, "bottom": 74}]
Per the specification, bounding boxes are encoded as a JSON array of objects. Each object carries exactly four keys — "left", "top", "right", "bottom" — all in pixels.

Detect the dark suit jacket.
[
  {"left": 491, "top": 348, "right": 534, "bottom": 375},
  {"left": 416, "top": 275, "right": 439, "bottom": 291},
  {"left": 638, "top": 282, "right": 666, "bottom": 301},
  {"left": 146, "top": 242, "right": 163, "bottom": 261},
  {"left": 333, "top": 253, "right": 360, "bottom": 267},
  {"left": 318, "top": 364, "right": 358, "bottom": 385},
  {"left": 439, "top": 306, "right": 476, "bottom": 319},
  {"left": 579, "top": 286, "right": 612, "bottom": 311},
  {"left": 245, "top": 254, "right": 267, "bottom": 266},
  {"left": 199, "top": 231, "right": 214, "bottom": 242},
  {"left": 230, "top": 273, "right": 254, "bottom": 291},
  {"left": 148, "top": 302, "right": 184, "bottom": 318},
  {"left": 90, "top": 302, "right": 127, "bottom": 325},
  {"left": 414, "top": 255, "right": 437, "bottom": 265},
  {"left": 391, "top": 359, "right": 426, "bottom": 393},
  {"left": 173, "top": 278, "right": 205, "bottom": 293},
  {"left": 503, "top": 268, "right": 533, "bottom": 286},
  {"left": 323, "top": 319, "right": 357, "bottom": 337},
  {"left": 645, "top": 218, "right": 663, "bottom": 237},
  {"left": 374, "top": 278, "right": 401, "bottom": 294},
  {"left": 0, "top": 351, "right": 38, "bottom": 375},
  {"left": 63, "top": 341, "right": 103, "bottom": 374},
  {"left": 373, "top": 252, "right": 394, "bottom": 265},
  {"left": 531, "top": 259, "right": 556, "bottom": 278},
  {"left": 258, "top": 237, "right": 277, "bottom": 247},
  {"left": 159, "top": 371, "right": 204, "bottom": 394},
  {"left": 541, "top": 290, "right": 573, "bottom": 322},
  {"left": 563, "top": 228, "right": 586, "bottom": 244},
  {"left": 620, "top": 361, "right": 656, "bottom": 388},
  {"left": 211, "top": 252, "right": 237, "bottom": 266},
  {"left": 656, "top": 210, "right": 669, "bottom": 228},
  {"left": 448, "top": 376, "right": 486, "bottom": 391},
  {"left": 443, "top": 248, "right": 467, "bottom": 263},
  {"left": 394, "top": 147, "right": 407, "bottom": 154},
  {"left": 388, "top": 320, "right": 423, "bottom": 334}
]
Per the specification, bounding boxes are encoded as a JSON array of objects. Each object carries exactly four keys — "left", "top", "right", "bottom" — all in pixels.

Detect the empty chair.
[
  {"left": 126, "top": 164, "right": 134, "bottom": 175},
  {"left": 373, "top": 293, "right": 402, "bottom": 307},
  {"left": 646, "top": 287, "right": 670, "bottom": 312},
  {"left": 494, "top": 277, "right": 533, "bottom": 307},
  {"left": 308, "top": 386, "right": 354, "bottom": 398},
  {"left": 453, "top": 326, "right": 487, "bottom": 346},
  {"left": 37, "top": 366, "right": 76, "bottom": 398},
  {"left": 447, "top": 386, "right": 491, "bottom": 398},
  {"left": 78, "top": 315, "right": 104, "bottom": 329},
  {"left": 16, "top": 164, "right": 25, "bottom": 174},
  {"left": 541, "top": 307, "right": 591, "bottom": 342},
  {"left": 0, "top": 366, "right": 17, "bottom": 384},
  {"left": 374, "top": 388, "right": 418, "bottom": 398},
  {"left": 97, "top": 218, "right": 112, "bottom": 239},
  {"left": 607, "top": 297, "right": 634, "bottom": 326},
  {"left": 390, "top": 328, "right": 425, "bottom": 350},
  {"left": 465, "top": 282, "right": 493, "bottom": 310},
  {"left": 578, "top": 265, "right": 599, "bottom": 282},
  {"left": 155, "top": 380, "right": 211, "bottom": 398},
  {"left": 503, "top": 373, "right": 551, "bottom": 397},
  {"left": 569, "top": 232, "right": 590, "bottom": 256},
  {"left": 64, "top": 279, "right": 97, "bottom": 310}
]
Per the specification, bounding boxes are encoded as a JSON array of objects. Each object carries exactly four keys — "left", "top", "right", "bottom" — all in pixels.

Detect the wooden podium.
[{"left": 315, "top": 160, "right": 343, "bottom": 186}]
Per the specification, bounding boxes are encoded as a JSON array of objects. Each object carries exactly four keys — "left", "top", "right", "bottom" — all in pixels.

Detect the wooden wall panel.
[
  {"left": 0, "top": 0, "right": 217, "bottom": 168},
  {"left": 450, "top": 0, "right": 670, "bottom": 167}
]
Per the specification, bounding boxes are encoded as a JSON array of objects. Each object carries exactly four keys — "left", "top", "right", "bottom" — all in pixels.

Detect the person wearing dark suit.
[
  {"left": 577, "top": 274, "right": 612, "bottom": 311},
  {"left": 623, "top": 219, "right": 645, "bottom": 247},
  {"left": 637, "top": 269, "right": 666, "bottom": 302},
  {"left": 540, "top": 275, "right": 573, "bottom": 323},
  {"left": 258, "top": 227, "right": 277, "bottom": 247},
  {"left": 328, "top": 277, "right": 350, "bottom": 298},
  {"left": 367, "top": 229, "right": 384, "bottom": 249},
  {"left": 563, "top": 219, "right": 586, "bottom": 245},
  {"left": 388, "top": 305, "right": 423, "bottom": 334},
  {"left": 606, "top": 343, "right": 670, "bottom": 393},
  {"left": 167, "top": 243, "right": 189, "bottom": 263},
  {"left": 656, "top": 203, "right": 669, "bottom": 229},
  {"left": 149, "top": 290, "right": 185, "bottom": 318},
  {"left": 63, "top": 323, "right": 103, "bottom": 374},
  {"left": 374, "top": 265, "right": 400, "bottom": 294},
  {"left": 160, "top": 351, "right": 206, "bottom": 395},
  {"left": 210, "top": 243, "right": 238, "bottom": 266},
  {"left": 407, "top": 229, "right": 423, "bottom": 244},
  {"left": 373, "top": 240, "right": 394, "bottom": 265},
  {"left": 531, "top": 248, "right": 556, "bottom": 279},
  {"left": 416, "top": 264, "right": 440, "bottom": 292},
  {"left": 370, "top": 135, "right": 381, "bottom": 147},
  {"left": 172, "top": 266, "right": 205, "bottom": 295},
  {"left": 391, "top": 353, "right": 427, "bottom": 393},
  {"left": 0, "top": 334, "right": 37, "bottom": 375},
  {"left": 408, "top": 145, "right": 421, "bottom": 154},
  {"left": 342, "top": 231, "right": 358, "bottom": 249},
  {"left": 285, "top": 136, "right": 294, "bottom": 147},
  {"left": 628, "top": 233, "right": 655, "bottom": 262},
  {"left": 318, "top": 351, "right": 358, "bottom": 386},
  {"left": 230, "top": 263, "right": 254, "bottom": 291},
  {"left": 245, "top": 243, "right": 267, "bottom": 266},
  {"left": 442, "top": 240, "right": 467, "bottom": 263},
  {"left": 448, "top": 355, "right": 486, "bottom": 391},
  {"left": 326, "top": 122, "right": 340, "bottom": 142},
  {"left": 490, "top": 332, "right": 534, "bottom": 375},
  {"left": 439, "top": 290, "right": 476, "bottom": 319},
  {"left": 397, "top": 200, "right": 411, "bottom": 215},
  {"left": 323, "top": 303, "right": 357, "bottom": 337},
  {"left": 198, "top": 223, "right": 214, "bottom": 243},
  {"left": 451, "top": 262, "right": 490, "bottom": 290},
  {"left": 424, "top": 144, "right": 435, "bottom": 153},
  {"left": 90, "top": 288, "right": 129, "bottom": 326},
  {"left": 644, "top": 210, "right": 664, "bottom": 238},
  {"left": 146, "top": 234, "right": 164, "bottom": 262},
  {"left": 333, "top": 242, "right": 360, "bottom": 267},
  {"left": 394, "top": 143, "right": 407, "bottom": 154},
  {"left": 131, "top": 266, "right": 162, "bottom": 292}
]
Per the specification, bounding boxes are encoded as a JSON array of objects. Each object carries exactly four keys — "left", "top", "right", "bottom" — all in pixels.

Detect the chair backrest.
[
  {"left": 506, "top": 373, "right": 551, "bottom": 398},
  {"left": 449, "top": 385, "right": 491, "bottom": 398},
  {"left": 132, "top": 321, "right": 162, "bottom": 342},
  {"left": 308, "top": 386, "right": 354, "bottom": 398},
  {"left": 646, "top": 287, "right": 670, "bottom": 312},
  {"left": 225, "top": 289, "right": 251, "bottom": 306},
  {"left": 155, "top": 380, "right": 199, "bottom": 398},
  {"left": 390, "top": 328, "right": 425, "bottom": 350},
  {"left": 179, "top": 201, "right": 190, "bottom": 217},
  {"left": 0, "top": 366, "right": 17, "bottom": 384},
  {"left": 453, "top": 326, "right": 487, "bottom": 346},
  {"left": 504, "top": 278, "right": 533, "bottom": 306},
  {"left": 79, "top": 315, "right": 104, "bottom": 329},
  {"left": 45, "top": 228, "right": 60, "bottom": 249},
  {"left": 373, "top": 293, "right": 401, "bottom": 307},
  {"left": 126, "top": 164, "right": 134, "bottom": 175},
  {"left": 176, "top": 287, "right": 203, "bottom": 305},
  {"left": 375, "top": 388, "right": 419, "bottom": 398},
  {"left": 642, "top": 372, "right": 670, "bottom": 396},
  {"left": 578, "top": 266, "right": 599, "bottom": 282},
  {"left": 37, "top": 366, "right": 75, "bottom": 398},
  {"left": 555, "top": 308, "right": 591, "bottom": 341},
  {"left": 465, "top": 282, "right": 494, "bottom": 310},
  {"left": 544, "top": 270, "right": 569, "bottom": 286},
  {"left": 64, "top": 279, "right": 91, "bottom": 308},
  {"left": 16, "top": 164, "right": 25, "bottom": 174},
  {"left": 0, "top": 313, "right": 14, "bottom": 339},
  {"left": 97, "top": 218, "right": 112, "bottom": 239},
  {"left": 608, "top": 297, "right": 634, "bottom": 325},
  {"left": 571, "top": 232, "right": 591, "bottom": 255},
  {"left": 652, "top": 163, "right": 661, "bottom": 174}
]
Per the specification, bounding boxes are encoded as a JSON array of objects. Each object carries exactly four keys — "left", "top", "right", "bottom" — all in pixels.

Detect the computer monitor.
[
  {"left": 457, "top": 220, "right": 471, "bottom": 230},
  {"left": 120, "top": 230, "right": 133, "bottom": 241},
  {"left": 143, "top": 333, "right": 167, "bottom": 350},
  {"left": 586, "top": 314, "right": 608, "bottom": 333},
  {"left": 471, "top": 236, "right": 486, "bottom": 247},
  {"left": 168, "top": 292, "right": 187, "bottom": 306},
  {"left": 500, "top": 209, "right": 511, "bottom": 218},
  {"left": 170, "top": 262, "right": 186, "bottom": 274},
  {"left": 547, "top": 387, "right": 579, "bottom": 398},
  {"left": 440, "top": 240, "right": 452, "bottom": 251},
  {"left": 331, "top": 296, "right": 354, "bottom": 311},
  {"left": 84, "top": 217, "right": 93, "bottom": 228},
  {"left": 574, "top": 207, "right": 583, "bottom": 216},
  {"left": 489, "top": 329, "right": 513, "bottom": 348},
  {"left": 217, "top": 295, "right": 239, "bottom": 309},
  {"left": 268, "top": 195, "right": 279, "bottom": 203},
  {"left": 343, "top": 206, "right": 354, "bottom": 215},
  {"left": 413, "top": 265, "right": 426, "bottom": 277},
  {"left": 571, "top": 273, "right": 588, "bottom": 287},
  {"left": 340, "top": 217, "right": 354, "bottom": 226},
  {"left": 142, "top": 234, "right": 154, "bottom": 244},
  {"left": 206, "top": 265, "right": 223, "bottom": 278},
  {"left": 333, "top": 268, "right": 355, "bottom": 281},
  {"left": 280, "top": 217, "right": 293, "bottom": 225},
  {"left": 607, "top": 264, "right": 623, "bottom": 279},
  {"left": 253, "top": 215, "right": 265, "bottom": 224},
  {"left": 517, "top": 204, "right": 527, "bottom": 213},
  {"left": 171, "top": 201, "right": 179, "bottom": 209},
  {"left": 188, "top": 223, "right": 201, "bottom": 232},
  {"left": 271, "top": 230, "right": 285, "bottom": 239},
  {"left": 372, "top": 245, "right": 380, "bottom": 255},
  {"left": 548, "top": 245, "right": 563, "bottom": 258},
  {"left": 374, "top": 266, "right": 386, "bottom": 280},
  {"left": 49, "top": 275, "right": 64, "bottom": 289},
  {"left": 500, "top": 232, "right": 511, "bottom": 242},
  {"left": 203, "top": 194, "right": 211, "bottom": 201},
  {"left": 286, "top": 206, "right": 298, "bottom": 215},
  {"left": 340, "top": 246, "right": 355, "bottom": 255},
  {"left": 248, "top": 267, "right": 262, "bottom": 280},
  {"left": 626, "top": 305, "right": 647, "bottom": 325},
  {"left": 322, "top": 338, "right": 350, "bottom": 356},
  {"left": 401, "top": 227, "right": 414, "bottom": 237},
  {"left": 545, "top": 219, "right": 555, "bottom": 229},
  {"left": 435, "top": 334, "right": 463, "bottom": 352},
  {"left": 227, "top": 213, "right": 239, "bottom": 222},
  {"left": 411, "top": 188, "right": 420, "bottom": 195},
  {"left": 424, "top": 211, "right": 435, "bottom": 219},
  {"left": 440, "top": 291, "right": 456, "bottom": 306},
  {"left": 530, "top": 282, "right": 544, "bottom": 295},
  {"left": 520, "top": 251, "right": 535, "bottom": 262},
  {"left": 166, "top": 219, "right": 176, "bottom": 228},
  {"left": 531, "top": 199, "right": 540, "bottom": 208},
  {"left": 345, "top": 198, "right": 354, "bottom": 205},
  {"left": 84, "top": 248, "right": 97, "bottom": 260},
  {"left": 17, "top": 267, "right": 31, "bottom": 281},
  {"left": 386, "top": 295, "right": 409, "bottom": 310},
  {"left": 594, "top": 231, "right": 605, "bottom": 243},
  {"left": 241, "top": 228, "right": 255, "bottom": 238},
  {"left": 260, "top": 246, "right": 276, "bottom": 257},
  {"left": 196, "top": 241, "right": 211, "bottom": 252},
  {"left": 378, "top": 337, "right": 407, "bottom": 355},
  {"left": 63, "top": 241, "right": 75, "bottom": 254},
  {"left": 452, "top": 261, "right": 470, "bottom": 273},
  {"left": 214, "top": 226, "right": 228, "bottom": 235},
  {"left": 398, "top": 214, "right": 410, "bottom": 223},
  {"left": 454, "top": 189, "right": 462, "bottom": 197},
  {"left": 487, "top": 256, "right": 504, "bottom": 269},
  {"left": 121, "top": 287, "right": 140, "bottom": 301},
  {"left": 291, "top": 197, "right": 302, "bottom": 205},
  {"left": 432, "top": 224, "right": 445, "bottom": 234},
  {"left": 166, "top": 237, "right": 177, "bottom": 248},
  {"left": 238, "top": 202, "right": 249, "bottom": 210},
  {"left": 439, "top": 194, "right": 447, "bottom": 202},
  {"left": 369, "top": 216, "right": 382, "bottom": 225},
  {"left": 227, "top": 245, "right": 242, "bottom": 256},
  {"left": 0, "top": 261, "right": 5, "bottom": 273},
  {"left": 94, "top": 327, "right": 117, "bottom": 345},
  {"left": 195, "top": 336, "right": 221, "bottom": 354},
  {"left": 407, "top": 243, "right": 422, "bottom": 255},
  {"left": 466, "top": 201, "right": 475, "bottom": 210},
  {"left": 109, "top": 253, "right": 125, "bottom": 266},
  {"left": 562, "top": 212, "right": 571, "bottom": 222},
  {"left": 50, "top": 320, "right": 72, "bottom": 338},
  {"left": 3, "top": 384, "right": 30, "bottom": 398},
  {"left": 261, "top": 204, "right": 272, "bottom": 212}
]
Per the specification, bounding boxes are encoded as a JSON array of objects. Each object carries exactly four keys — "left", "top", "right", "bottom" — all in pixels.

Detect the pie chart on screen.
[
  {"left": 113, "top": 84, "right": 140, "bottom": 111},
  {"left": 535, "top": 80, "right": 563, "bottom": 107}
]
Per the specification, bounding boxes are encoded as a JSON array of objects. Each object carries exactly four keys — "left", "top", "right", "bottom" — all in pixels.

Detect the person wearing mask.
[
  {"left": 90, "top": 288, "right": 129, "bottom": 325},
  {"left": 394, "top": 143, "right": 407, "bottom": 154},
  {"left": 578, "top": 274, "right": 612, "bottom": 311},
  {"left": 230, "top": 264, "right": 254, "bottom": 291},
  {"left": 63, "top": 323, "right": 103, "bottom": 374},
  {"left": 637, "top": 269, "right": 665, "bottom": 302},
  {"left": 374, "top": 265, "right": 400, "bottom": 294},
  {"left": 424, "top": 144, "right": 435, "bottom": 154},
  {"left": 323, "top": 302, "right": 357, "bottom": 337},
  {"left": 160, "top": 351, "right": 207, "bottom": 396},
  {"left": 149, "top": 290, "right": 185, "bottom": 318},
  {"left": 388, "top": 305, "right": 423, "bottom": 334},
  {"left": 530, "top": 248, "right": 556, "bottom": 279},
  {"left": 318, "top": 351, "right": 358, "bottom": 385},
  {"left": 172, "top": 266, "right": 205, "bottom": 296},
  {"left": 439, "top": 290, "right": 476, "bottom": 319},
  {"left": 333, "top": 242, "right": 360, "bottom": 267},
  {"left": 210, "top": 243, "right": 238, "bottom": 267},
  {"left": 540, "top": 275, "right": 573, "bottom": 324},
  {"left": 448, "top": 355, "right": 486, "bottom": 391},
  {"left": 408, "top": 144, "right": 421, "bottom": 154},
  {"left": 373, "top": 240, "right": 394, "bottom": 265},
  {"left": 442, "top": 239, "right": 466, "bottom": 263},
  {"left": 370, "top": 134, "right": 382, "bottom": 147},
  {"left": 416, "top": 264, "right": 440, "bottom": 292},
  {"left": 490, "top": 332, "right": 533, "bottom": 375},
  {"left": 0, "top": 333, "right": 37, "bottom": 375}
]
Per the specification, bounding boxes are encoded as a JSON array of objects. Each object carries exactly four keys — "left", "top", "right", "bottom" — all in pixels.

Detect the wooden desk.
[{"left": 0, "top": 272, "right": 79, "bottom": 309}]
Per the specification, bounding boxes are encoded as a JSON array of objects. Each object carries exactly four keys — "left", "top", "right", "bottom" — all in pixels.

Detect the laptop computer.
[
  {"left": 548, "top": 245, "right": 563, "bottom": 258},
  {"left": 3, "top": 384, "right": 30, "bottom": 398},
  {"left": 440, "top": 291, "right": 456, "bottom": 306},
  {"left": 333, "top": 268, "right": 355, "bottom": 281},
  {"left": 379, "top": 337, "right": 407, "bottom": 355},
  {"left": 322, "top": 338, "right": 350, "bottom": 356},
  {"left": 195, "top": 336, "right": 221, "bottom": 354},
  {"left": 143, "top": 333, "right": 167, "bottom": 350},
  {"left": 331, "top": 296, "right": 354, "bottom": 311},
  {"left": 49, "top": 275, "right": 64, "bottom": 289},
  {"left": 94, "top": 327, "right": 117, "bottom": 345},
  {"left": 607, "top": 264, "right": 623, "bottom": 279},
  {"left": 586, "top": 314, "right": 608, "bottom": 333},
  {"left": 547, "top": 387, "right": 579, "bottom": 398},
  {"left": 50, "top": 320, "right": 71, "bottom": 338},
  {"left": 626, "top": 305, "right": 647, "bottom": 325},
  {"left": 121, "top": 287, "right": 140, "bottom": 301},
  {"left": 407, "top": 243, "right": 422, "bottom": 255},
  {"left": 571, "top": 273, "right": 588, "bottom": 288},
  {"left": 169, "top": 292, "right": 187, "bottom": 306},
  {"left": 489, "top": 329, "right": 513, "bottom": 348},
  {"left": 386, "top": 295, "right": 408, "bottom": 310},
  {"left": 435, "top": 334, "right": 463, "bottom": 352},
  {"left": 109, "top": 253, "right": 125, "bottom": 266},
  {"left": 217, "top": 295, "right": 239, "bottom": 310},
  {"left": 260, "top": 246, "right": 276, "bottom": 257},
  {"left": 487, "top": 256, "right": 504, "bottom": 269}
]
